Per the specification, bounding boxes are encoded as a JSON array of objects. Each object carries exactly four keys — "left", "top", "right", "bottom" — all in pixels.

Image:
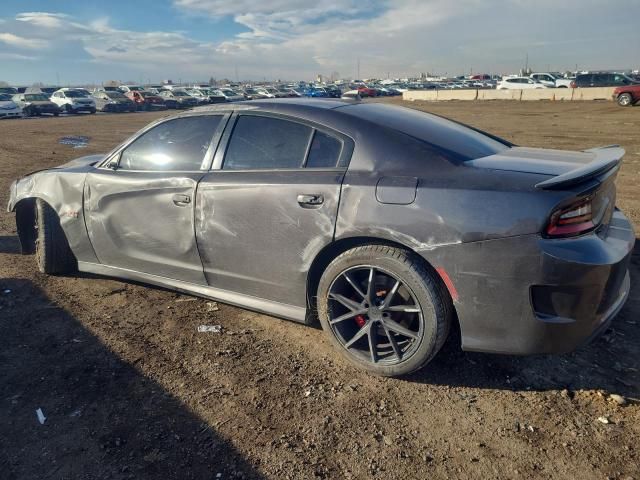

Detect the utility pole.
[{"left": 235, "top": 64, "right": 239, "bottom": 83}]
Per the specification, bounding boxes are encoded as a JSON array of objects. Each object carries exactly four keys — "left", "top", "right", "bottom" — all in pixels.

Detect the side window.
[
  {"left": 223, "top": 115, "right": 312, "bottom": 170},
  {"left": 118, "top": 116, "right": 222, "bottom": 171},
  {"left": 306, "top": 130, "right": 343, "bottom": 168}
]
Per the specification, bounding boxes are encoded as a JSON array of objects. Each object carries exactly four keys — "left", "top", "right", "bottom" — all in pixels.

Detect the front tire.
[
  {"left": 617, "top": 93, "right": 633, "bottom": 107},
  {"left": 317, "top": 245, "right": 452, "bottom": 377},
  {"left": 35, "top": 199, "right": 77, "bottom": 274}
]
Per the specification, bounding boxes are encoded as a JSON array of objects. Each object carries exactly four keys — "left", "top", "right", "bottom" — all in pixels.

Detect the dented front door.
[{"left": 84, "top": 170, "right": 207, "bottom": 284}]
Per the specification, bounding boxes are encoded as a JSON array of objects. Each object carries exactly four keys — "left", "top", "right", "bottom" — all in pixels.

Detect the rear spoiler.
[{"left": 535, "top": 145, "right": 624, "bottom": 190}]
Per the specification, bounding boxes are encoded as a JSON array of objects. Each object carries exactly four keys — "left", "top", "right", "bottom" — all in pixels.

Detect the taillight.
[{"left": 545, "top": 197, "right": 595, "bottom": 238}]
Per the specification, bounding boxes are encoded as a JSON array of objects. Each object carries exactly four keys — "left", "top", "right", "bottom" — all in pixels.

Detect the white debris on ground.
[{"left": 197, "top": 325, "right": 222, "bottom": 333}]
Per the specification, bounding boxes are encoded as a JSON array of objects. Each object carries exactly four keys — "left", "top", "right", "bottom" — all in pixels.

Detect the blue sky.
[{"left": 0, "top": 0, "right": 638, "bottom": 85}]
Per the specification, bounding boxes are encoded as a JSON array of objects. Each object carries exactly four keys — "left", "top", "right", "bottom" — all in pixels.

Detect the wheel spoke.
[
  {"left": 329, "top": 309, "right": 367, "bottom": 325},
  {"left": 384, "top": 318, "right": 419, "bottom": 339},
  {"left": 381, "top": 280, "right": 400, "bottom": 308},
  {"left": 368, "top": 325, "right": 379, "bottom": 363},
  {"left": 382, "top": 324, "right": 403, "bottom": 360},
  {"left": 343, "top": 272, "right": 366, "bottom": 300},
  {"left": 365, "top": 268, "right": 375, "bottom": 304},
  {"left": 344, "top": 326, "right": 368, "bottom": 349},
  {"left": 329, "top": 292, "right": 362, "bottom": 312},
  {"left": 386, "top": 304, "right": 420, "bottom": 313}
]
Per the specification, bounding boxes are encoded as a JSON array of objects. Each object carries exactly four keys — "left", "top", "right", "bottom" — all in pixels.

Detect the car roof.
[{"left": 190, "top": 98, "right": 352, "bottom": 115}]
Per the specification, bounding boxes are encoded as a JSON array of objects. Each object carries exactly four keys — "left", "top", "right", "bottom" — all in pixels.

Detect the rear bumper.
[{"left": 419, "top": 209, "right": 635, "bottom": 355}]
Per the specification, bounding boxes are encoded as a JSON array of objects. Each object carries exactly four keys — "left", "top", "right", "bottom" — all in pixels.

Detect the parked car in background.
[
  {"left": 37, "top": 87, "right": 60, "bottom": 96},
  {"left": 530, "top": 73, "right": 573, "bottom": 88},
  {"left": 125, "top": 90, "right": 168, "bottom": 110},
  {"left": 0, "top": 93, "right": 23, "bottom": 118},
  {"left": 304, "top": 87, "right": 329, "bottom": 98},
  {"left": 241, "top": 87, "right": 266, "bottom": 100},
  {"left": 185, "top": 88, "right": 212, "bottom": 105},
  {"left": 497, "top": 77, "right": 547, "bottom": 90},
  {"left": 213, "top": 88, "right": 245, "bottom": 102},
  {"left": 572, "top": 73, "right": 639, "bottom": 88},
  {"left": 324, "top": 86, "right": 343, "bottom": 98},
  {"left": 158, "top": 89, "right": 198, "bottom": 108},
  {"left": 92, "top": 91, "right": 137, "bottom": 112},
  {"left": 357, "top": 85, "right": 377, "bottom": 97},
  {"left": 118, "top": 85, "right": 145, "bottom": 93},
  {"left": 12, "top": 93, "right": 60, "bottom": 116},
  {"left": 50, "top": 88, "right": 96, "bottom": 114},
  {"left": 0, "top": 86, "right": 19, "bottom": 95},
  {"left": 341, "top": 89, "right": 361, "bottom": 100},
  {"left": 276, "top": 86, "right": 299, "bottom": 97},
  {"left": 612, "top": 84, "right": 640, "bottom": 106}
]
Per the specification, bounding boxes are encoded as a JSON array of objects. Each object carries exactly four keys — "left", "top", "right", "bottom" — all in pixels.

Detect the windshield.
[
  {"left": 0, "top": 93, "right": 12, "bottom": 101},
  {"left": 64, "top": 90, "right": 88, "bottom": 98},
  {"left": 25, "top": 94, "right": 49, "bottom": 101},
  {"left": 173, "top": 91, "right": 188, "bottom": 96},
  {"left": 221, "top": 89, "right": 235, "bottom": 95},
  {"left": 106, "top": 92, "right": 127, "bottom": 99}
]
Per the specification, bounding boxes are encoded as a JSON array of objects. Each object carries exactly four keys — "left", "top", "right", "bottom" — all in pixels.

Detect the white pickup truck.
[{"left": 530, "top": 73, "right": 574, "bottom": 88}]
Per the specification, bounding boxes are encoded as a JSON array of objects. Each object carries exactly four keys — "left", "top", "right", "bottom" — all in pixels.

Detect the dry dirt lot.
[{"left": 1, "top": 101, "right": 638, "bottom": 480}]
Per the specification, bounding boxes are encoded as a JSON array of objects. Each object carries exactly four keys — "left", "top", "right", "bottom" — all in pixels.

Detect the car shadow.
[
  {"left": 0, "top": 235, "right": 21, "bottom": 255},
  {"left": 406, "top": 238, "right": 640, "bottom": 396},
  {"left": 0, "top": 277, "right": 265, "bottom": 480}
]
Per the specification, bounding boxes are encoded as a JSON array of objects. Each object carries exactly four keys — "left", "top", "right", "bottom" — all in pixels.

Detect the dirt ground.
[{"left": 0, "top": 101, "right": 638, "bottom": 480}]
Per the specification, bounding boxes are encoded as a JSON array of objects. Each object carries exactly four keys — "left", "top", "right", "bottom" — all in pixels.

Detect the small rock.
[
  {"left": 597, "top": 416, "right": 610, "bottom": 424},
  {"left": 383, "top": 435, "right": 393, "bottom": 446},
  {"left": 609, "top": 394, "right": 627, "bottom": 406}
]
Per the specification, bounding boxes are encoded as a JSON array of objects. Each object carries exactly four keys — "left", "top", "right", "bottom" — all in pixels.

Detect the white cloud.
[
  {"left": 15, "top": 12, "right": 70, "bottom": 28},
  {"left": 0, "top": 1, "right": 639, "bottom": 84},
  {"left": 0, "top": 32, "right": 47, "bottom": 49}
]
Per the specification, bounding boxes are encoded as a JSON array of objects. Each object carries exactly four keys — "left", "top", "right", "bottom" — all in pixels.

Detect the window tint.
[
  {"left": 224, "top": 115, "right": 312, "bottom": 170},
  {"left": 306, "top": 130, "right": 343, "bottom": 168},
  {"left": 119, "top": 116, "right": 222, "bottom": 171}
]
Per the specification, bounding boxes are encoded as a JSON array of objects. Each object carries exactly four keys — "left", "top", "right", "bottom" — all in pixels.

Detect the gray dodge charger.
[{"left": 8, "top": 99, "right": 634, "bottom": 376}]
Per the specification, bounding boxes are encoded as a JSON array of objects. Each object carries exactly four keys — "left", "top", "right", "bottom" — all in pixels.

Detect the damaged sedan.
[{"left": 7, "top": 99, "right": 634, "bottom": 376}]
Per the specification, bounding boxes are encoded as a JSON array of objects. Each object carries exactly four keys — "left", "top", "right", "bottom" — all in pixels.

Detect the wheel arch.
[
  {"left": 14, "top": 197, "right": 38, "bottom": 254},
  {"left": 305, "top": 236, "right": 460, "bottom": 341}
]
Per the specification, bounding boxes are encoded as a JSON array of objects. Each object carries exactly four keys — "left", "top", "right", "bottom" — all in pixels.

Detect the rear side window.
[
  {"left": 224, "top": 115, "right": 313, "bottom": 170},
  {"left": 119, "top": 116, "right": 222, "bottom": 171},
  {"left": 306, "top": 130, "right": 343, "bottom": 168}
]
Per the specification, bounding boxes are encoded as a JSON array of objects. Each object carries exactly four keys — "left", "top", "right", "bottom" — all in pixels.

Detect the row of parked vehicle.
[{"left": 0, "top": 82, "right": 398, "bottom": 118}]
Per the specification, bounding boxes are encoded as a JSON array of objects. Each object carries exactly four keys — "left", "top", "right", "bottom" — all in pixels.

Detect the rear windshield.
[{"left": 342, "top": 103, "right": 511, "bottom": 161}]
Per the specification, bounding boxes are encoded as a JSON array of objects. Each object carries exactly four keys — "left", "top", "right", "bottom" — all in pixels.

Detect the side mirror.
[{"left": 107, "top": 160, "right": 119, "bottom": 171}]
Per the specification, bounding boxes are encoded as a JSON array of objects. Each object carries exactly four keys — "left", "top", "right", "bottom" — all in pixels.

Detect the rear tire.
[
  {"left": 317, "top": 245, "right": 452, "bottom": 377},
  {"left": 35, "top": 199, "right": 77, "bottom": 274},
  {"left": 617, "top": 93, "right": 633, "bottom": 107}
]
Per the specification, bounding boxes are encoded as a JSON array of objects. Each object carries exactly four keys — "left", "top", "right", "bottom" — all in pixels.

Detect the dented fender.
[{"left": 7, "top": 154, "right": 104, "bottom": 263}]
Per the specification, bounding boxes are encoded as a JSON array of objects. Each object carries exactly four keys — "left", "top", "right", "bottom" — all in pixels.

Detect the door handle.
[
  {"left": 172, "top": 194, "right": 191, "bottom": 206},
  {"left": 297, "top": 194, "right": 324, "bottom": 207}
]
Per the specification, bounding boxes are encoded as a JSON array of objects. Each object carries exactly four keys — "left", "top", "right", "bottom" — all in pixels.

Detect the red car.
[
  {"left": 612, "top": 84, "right": 640, "bottom": 106},
  {"left": 357, "top": 86, "right": 377, "bottom": 97},
  {"left": 125, "top": 90, "right": 168, "bottom": 111}
]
